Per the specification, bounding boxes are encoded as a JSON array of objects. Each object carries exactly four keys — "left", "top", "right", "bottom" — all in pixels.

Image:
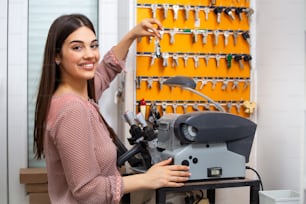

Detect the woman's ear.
[{"left": 55, "top": 56, "right": 61, "bottom": 65}]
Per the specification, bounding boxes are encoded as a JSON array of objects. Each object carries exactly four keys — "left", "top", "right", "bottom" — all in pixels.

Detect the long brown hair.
[{"left": 33, "top": 14, "right": 97, "bottom": 159}]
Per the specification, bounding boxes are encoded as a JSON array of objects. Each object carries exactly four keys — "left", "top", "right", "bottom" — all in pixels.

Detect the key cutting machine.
[{"left": 117, "top": 76, "right": 257, "bottom": 181}]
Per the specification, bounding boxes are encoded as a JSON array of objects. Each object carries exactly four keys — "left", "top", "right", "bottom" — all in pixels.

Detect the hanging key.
[
  {"left": 243, "top": 54, "right": 252, "bottom": 69},
  {"left": 147, "top": 77, "right": 153, "bottom": 89},
  {"left": 192, "top": 103, "right": 199, "bottom": 111},
  {"left": 172, "top": 53, "right": 179, "bottom": 67},
  {"left": 213, "top": 30, "right": 220, "bottom": 46},
  {"left": 162, "top": 4, "right": 169, "bottom": 19},
  {"left": 154, "top": 39, "right": 161, "bottom": 58},
  {"left": 161, "top": 102, "right": 167, "bottom": 115},
  {"left": 214, "top": 7, "right": 223, "bottom": 24},
  {"left": 151, "top": 4, "right": 157, "bottom": 18},
  {"left": 235, "top": 102, "right": 242, "bottom": 113},
  {"left": 211, "top": 0, "right": 217, "bottom": 5},
  {"left": 162, "top": 52, "right": 169, "bottom": 67},
  {"left": 221, "top": 78, "right": 229, "bottom": 90},
  {"left": 172, "top": 5, "right": 179, "bottom": 21},
  {"left": 200, "top": 78, "right": 208, "bottom": 89},
  {"left": 204, "top": 7, "right": 210, "bottom": 21},
  {"left": 136, "top": 76, "right": 141, "bottom": 89},
  {"left": 169, "top": 29, "right": 176, "bottom": 44},
  {"left": 233, "top": 30, "right": 239, "bottom": 46},
  {"left": 204, "top": 54, "right": 210, "bottom": 66},
  {"left": 211, "top": 78, "right": 217, "bottom": 90},
  {"left": 172, "top": 102, "right": 178, "bottom": 113},
  {"left": 235, "top": 8, "right": 244, "bottom": 21},
  {"left": 201, "top": 30, "right": 209, "bottom": 44},
  {"left": 182, "top": 103, "right": 188, "bottom": 113},
  {"left": 159, "top": 30, "right": 164, "bottom": 40},
  {"left": 224, "top": 7, "right": 235, "bottom": 21},
  {"left": 203, "top": 102, "right": 210, "bottom": 110},
  {"left": 183, "top": 54, "right": 189, "bottom": 67},
  {"left": 194, "top": 6, "right": 200, "bottom": 23},
  {"left": 193, "top": 55, "right": 199, "bottom": 68},
  {"left": 232, "top": 78, "right": 239, "bottom": 90},
  {"left": 234, "top": 54, "right": 244, "bottom": 69},
  {"left": 243, "top": 79, "right": 250, "bottom": 90},
  {"left": 150, "top": 53, "right": 157, "bottom": 66},
  {"left": 227, "top": 101, "right": 233, "bottom": 112},
  {"left": 215, "top": 54, "right": 221, "bottom": 68},
  {"left": 159, "top": 77, "right": 165, "bottom": 90},
  {"left": 184, "top": 5, "right": 191, "bottom": 20},
  {"left": 245, "top": 8, "right": 254, "bottom": 23},
  {"left": 242, "top": 31, "right": 251, "bottom": 45},
  {"left": 223, "top": 31, "right": 230, "bottom": 46},
  {"left": 192, "top": 29, "right": 199, "bottom": 43},
  {"left": 226, "top": 54, "right": 232, "bottom": 69}
]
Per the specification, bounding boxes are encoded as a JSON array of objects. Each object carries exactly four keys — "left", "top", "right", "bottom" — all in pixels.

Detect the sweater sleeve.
[
  {"left": 94, "top": 48, "right": 127, "bottom": 100},
  {"left": 52, "top": 100, "right": 123, "bottom": 204}
]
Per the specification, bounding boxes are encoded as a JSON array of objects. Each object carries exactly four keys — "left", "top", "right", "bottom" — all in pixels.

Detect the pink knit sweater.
[{"left": 44, "top": 49, "right": 125, "bottom": 204}]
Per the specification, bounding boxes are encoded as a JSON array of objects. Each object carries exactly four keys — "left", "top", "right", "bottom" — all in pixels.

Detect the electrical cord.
[{"left": 246, "top": 166, "right": 264, "bottom": 191}]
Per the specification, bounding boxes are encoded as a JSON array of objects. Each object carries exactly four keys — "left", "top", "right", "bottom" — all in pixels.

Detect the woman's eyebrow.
[{"left": 69, "top": 39, "right": 98, "bottom": 44}]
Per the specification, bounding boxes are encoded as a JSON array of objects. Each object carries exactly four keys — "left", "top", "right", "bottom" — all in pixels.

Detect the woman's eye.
[
  {"left": 91, "top": 43, "right": 99, "bottom": 49},
  {"left": 72, "top": 45, "right": 82, "bottom": 51}
]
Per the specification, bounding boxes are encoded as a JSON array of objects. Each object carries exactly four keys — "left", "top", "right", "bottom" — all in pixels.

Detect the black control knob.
[{"left": 181, "top": 160, "right": 190, "bottom": 166}]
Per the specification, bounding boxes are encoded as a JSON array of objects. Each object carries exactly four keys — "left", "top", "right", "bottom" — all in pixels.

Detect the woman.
[{"left": 33, "top": 14, "right": 190, "bottom": 204}]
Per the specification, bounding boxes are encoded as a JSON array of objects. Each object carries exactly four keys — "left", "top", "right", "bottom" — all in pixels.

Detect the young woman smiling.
[{"left": 33, "top": 14, "right": 190, "bottom": 204}]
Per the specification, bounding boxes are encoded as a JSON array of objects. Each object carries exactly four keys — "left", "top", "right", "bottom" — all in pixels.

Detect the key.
[
  {"left": 147, "top": 77, "right": 153, "bottom": 89},
  {"left": 193, "top": 55, "right": 199, "bottom": 68},
  {"left": 136, "top": 76, "right": 141, "bottom": 89},
  {"left": 159, "top": 77, "right": 165, "bottom": 90},
  {"left": 214, "top": 7, "right": 223, "bottom": 24},
  {"left": 243, "top": 54, "right": 252, "bottom": 69},
  {"left": 193, "top": 77, "right": 199, "bottom": 88},
  {"left": 183, "top": 54, "right": 189, "bottom": 67},
  {"left": 211, "top": 0, "right": 217, "bottom": 5},
  {"left": 184, "top": 5, "right": 191, "bottom": 20},
  {"left": 235, "top": 102, "right": 242, "bottom": 113},
  {"left": 223, "top": 31, "right": 230, "bottom": 46},
  {"left": 242, "top": 31, "right": 251, "bottom": 45},
  {"left": 162, "top": 52, "right": 169, "bottom": 67},
  {"left": 221, "top": 78, "right": 229, "bottom": 90},
  {"left": 172, "top": 103, "right": 178, "bottom": 113},
  {"left": 215, "top": 54, "right": 221, "bottom": 68},
  {"left": 172, "top": 53, "right": 179, "bottom": 67},
  {"left": 224, "top": 8, "right": 235, "bottom": 21},
  {"left": 172, "top": 5, "right": 179, "bottom": 21},
  {"left": 169, "top": 29, "right": 176, "bottom": 44},
  {"left": 203, "top": 102, "right": 210, "bottom": 110},
  {"left": 227, "top": 101, "right": 233, "bottom": 112},
  {"left": 154, "top": 40, "right": 161, "bottom": 58},
  {"left": 182, "top": 103, "right": 188, "bottom": 113},
  {"left": 234, "top": 54, "right": 243, "bottom": 69},
  {"left": 161, "top": 102, "right": 167, "bottom": 115},
  {"left": 235, "top": 8, "right": 244, "bottom": 21},
  {"left": 162, "top": 4, "right": 169, "bottom": 19},
  {"left": 150, "top": 53, "right": 157, "bottom": 66},
  {"left": 201, "top": 30, "right": 209, "bottom": 44},
  {"left": 192, "top": 29, "right": 199, "bottom": 43},
  {"left": 204, "top": 7, "right": 210, "bottom": 21},
  {"left": 204, "top": 54, "right": 210, "bottom": 66},
  {"left": 192, "top": 103, "right": 199, "bottom": 111},
  {"left": 213, "top": 30, "right": 220, "bottom": 46},
  {"left": 151, "top": 4, "right": 157, "bottom": 18},
  {"left": 211, "top": 78, "right": 217, "bottom": 90},
  {"left": 245, "top": 8, "right": 254, "bottom": 23},
  {"left": 232, "top": 78, "right": 239, "bottom": 90},
  {"left": 226, "top": 54, "right": 232, "bottom": 69},
  {"left": 233, "top": 30, "right": 239, "bottom": 46},
  {"left": 200, "top": 78, "right": 208, "bottom": 89},
  {"left": 194, "top": 6, "right": 200, "bottom": 23},
  {"left": 159, "top": 30, "right": 164, "bottom": 40},
  {"left": 243, "top": 80, "right": 250, "bottom": 90}
]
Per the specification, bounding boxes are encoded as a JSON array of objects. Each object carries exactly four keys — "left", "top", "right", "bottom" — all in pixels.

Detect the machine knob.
[
  {"left": 192, "top": 158, "right": 198, "bottom": 164},
  {"left": 181, "top": 160, "right": 189, "bottom": 166}
]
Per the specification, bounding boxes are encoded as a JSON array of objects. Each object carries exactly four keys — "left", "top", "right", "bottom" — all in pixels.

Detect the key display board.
[{"left": 135, "top": 0, "right": 254, "bottom": 119}]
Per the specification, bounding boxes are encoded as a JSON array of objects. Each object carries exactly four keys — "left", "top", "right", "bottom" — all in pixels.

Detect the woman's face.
[{"left": 56, "top": 26, "right": 100, "bottom": 84}]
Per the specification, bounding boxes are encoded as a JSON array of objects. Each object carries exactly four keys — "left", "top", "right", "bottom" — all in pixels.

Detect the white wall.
[{"left": 256, "top": 0, "right": 304, "bottom": 195}]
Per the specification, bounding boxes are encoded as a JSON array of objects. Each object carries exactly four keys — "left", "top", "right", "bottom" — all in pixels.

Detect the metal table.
[{"left": 156, "top": 178, "right": 260, "bottom": 204}]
